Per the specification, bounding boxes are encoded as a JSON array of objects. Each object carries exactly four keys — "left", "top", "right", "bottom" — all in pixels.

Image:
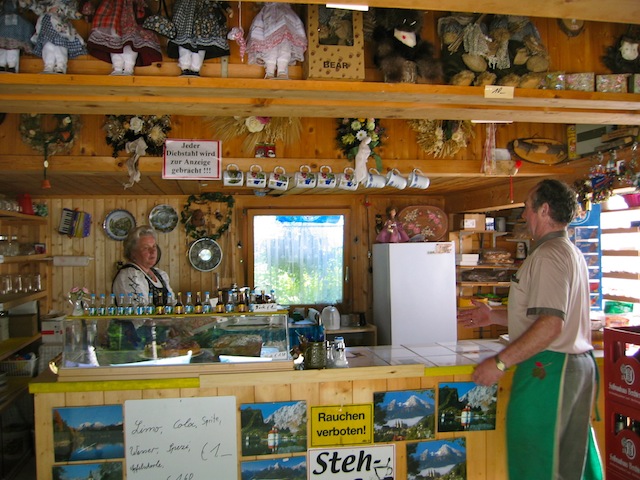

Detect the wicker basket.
[{"left": 0, "top": 355, "right": 38, "bottom": 377}]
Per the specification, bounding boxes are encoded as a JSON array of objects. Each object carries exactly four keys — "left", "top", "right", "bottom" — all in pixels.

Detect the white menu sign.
[
  {"left": 162, "top": 139, "right": 222, "bottom": 180},
  {"left": 124, "top": 396, "right": 237, "bottom": 480}
]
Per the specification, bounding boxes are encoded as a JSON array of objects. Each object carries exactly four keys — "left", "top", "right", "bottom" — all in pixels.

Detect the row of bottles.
[
  {"left": 83, "top": 291, "right": 214, "bottom": 316},
  {"left": 614, "top": 414, "right": 640, "bottom": 435}
]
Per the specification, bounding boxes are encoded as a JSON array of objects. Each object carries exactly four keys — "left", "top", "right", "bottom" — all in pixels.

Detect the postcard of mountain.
[
  {"left": 241, "top": 456, "right": 306, "bottom": 480},
  {"left": 373, "top": 389, "right": 436, "bottom": 442},
  {"left": 438, "top": 382, "right": 498, "bottom": 432},
  {"left": 240, "top": 400, "right": 308, "bottom": 456},
  {"left": 406, "top": 438, "right": 467, "bottom": 480},
  {"left": 53, "top": 405, "right": 124, "bottom": 463},
  {"left": 52, "top": 461, "right": 123, "bottom": 480}
]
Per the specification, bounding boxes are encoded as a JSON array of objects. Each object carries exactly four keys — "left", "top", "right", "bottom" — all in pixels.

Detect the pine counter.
[{"left": 29, "top": 340, "right": 605, "bottom": 480}]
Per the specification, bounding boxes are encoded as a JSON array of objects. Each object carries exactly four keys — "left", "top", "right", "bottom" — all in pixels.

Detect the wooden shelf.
[
  {"left": 0, "top": 335, "right": 41, "bottom": 362},
  {"left": 0, "top": 254, "right": 47, "bottom": 264},
  {"left": 603, "top": 272, "right": 640, "bottom": 280},
  {"left": 602, "top": 227, "right": 640, "bottom": 234},
  {"left": 1, "top": 74, "right": 639, "bottom": 124},
  {"left": 0, "top": 210, "right": 47, "bottom": 224},
  {"left": 602, "top": 250, "right": 640, "bottom": 256},
  {"left": 604, "top": 294, "right": 640, "bottom": 303},
  {"left": 457, "top": 264, "right": 518, "bottom": 269},
  {"left": 0, "top": 291, "right": 46, "bottom": 311},
  {"left": 458, "top": 282, "right": 511, "bottom": 288}
]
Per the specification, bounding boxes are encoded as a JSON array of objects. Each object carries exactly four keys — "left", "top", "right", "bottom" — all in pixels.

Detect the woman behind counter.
[{"left": 112, "top": 225, "right": 176, "bottom": 308}]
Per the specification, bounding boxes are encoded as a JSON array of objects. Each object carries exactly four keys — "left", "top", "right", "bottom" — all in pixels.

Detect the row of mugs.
[{"left": 222, "top": 164, "right": 431, "bottom": 191}]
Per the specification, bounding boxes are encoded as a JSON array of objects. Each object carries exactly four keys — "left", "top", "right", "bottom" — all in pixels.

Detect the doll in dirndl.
[
  {"left": 167, "top": 0, "right": 233, "bottom": 76},
  {"left": 27, "top": 0, "right": 86, "bottom": 74},
  {"left": 0, "top": 0, "right": 34, "bottom": 72},
  {"left": 375, "top": 206, "right": 410, "bottom": 243},
  {"left": 87, "top": 0, "right": 162, "bottom": 75},
  {"left": 246, "top": 2, "right": 307, "bottom": 79}
]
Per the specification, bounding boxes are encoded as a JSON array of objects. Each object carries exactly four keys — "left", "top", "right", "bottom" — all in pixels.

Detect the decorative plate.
[
  {"left": 188, "top": 237, "right": 223, "bottom": 272},
  {"left": 149, "top": 204, "right": 179, "bottom": 233},
  {"left": 397, "top": 205, "right": 448, "bottom": 241},
  {"left": 103, "top": 209, "right": 136, "bottom": 241}
]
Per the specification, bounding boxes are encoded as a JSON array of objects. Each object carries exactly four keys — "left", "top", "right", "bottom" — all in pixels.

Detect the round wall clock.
[{"left": 188, "top": 238, "right": 223, "bottom": 272}]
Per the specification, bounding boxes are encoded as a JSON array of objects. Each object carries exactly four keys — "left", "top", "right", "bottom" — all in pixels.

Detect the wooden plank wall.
[{"left": 33, "top": 369, "right": 513, "bottom": 480}]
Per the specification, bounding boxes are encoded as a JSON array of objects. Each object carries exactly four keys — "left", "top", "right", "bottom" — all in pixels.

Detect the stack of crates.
[{"left": 604, "top": 326, "right": 640, "bottom": 480}]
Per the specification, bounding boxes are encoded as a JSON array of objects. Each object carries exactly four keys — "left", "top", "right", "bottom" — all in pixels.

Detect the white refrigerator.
[{"left": 373, "top": 242, "right": 457, "bottom": 345}]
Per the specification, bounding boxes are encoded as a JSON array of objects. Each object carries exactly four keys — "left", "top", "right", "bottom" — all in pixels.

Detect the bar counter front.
[{"left": 29, "top": 318, "right": 606, "bottom": 480}]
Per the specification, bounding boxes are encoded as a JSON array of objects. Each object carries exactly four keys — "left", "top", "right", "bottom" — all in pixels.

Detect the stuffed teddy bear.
[
  {"left": 602, "top": 31, "right": 640, "bottom": 74},
  {"left": 371, "top": 8, "right": 442, "bottom": 84}
]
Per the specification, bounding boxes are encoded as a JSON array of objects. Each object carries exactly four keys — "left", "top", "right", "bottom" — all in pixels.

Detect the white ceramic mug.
[
  {"left": 293, "top": 165, "right": 317, "bottom": 189},
  {"left": 246, "top": 164, "right": 267, "bottom": 188},
  {"left": 364, "top": 168, "right": 386, "bottom": 189},
  {"left": 336, "top": 167, "right": 358, "bottom": 191},
  {"left": 407, "top": 168, "right": 431, "bottom": 189},
  {"left": 268, "top": 166, "right": 289, "bottom": 191},
  {"left": 316, "top": 165, "right": 337, "bottom": 189},
  {"left": 386, "top": 168, "right": 407, "bottom": 189},
  {"left": 222, "top": 164, "right": 244, "bottom": 186}
]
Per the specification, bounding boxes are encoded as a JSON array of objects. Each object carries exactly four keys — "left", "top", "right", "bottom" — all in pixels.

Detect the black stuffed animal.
[{"left": 371, "top": 9, "right": 442, "bottom": 84}]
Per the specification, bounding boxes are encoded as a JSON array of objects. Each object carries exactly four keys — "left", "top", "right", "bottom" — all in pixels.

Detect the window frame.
[{"left": 246, "top": 207, "right": 351, "bottom": 311}]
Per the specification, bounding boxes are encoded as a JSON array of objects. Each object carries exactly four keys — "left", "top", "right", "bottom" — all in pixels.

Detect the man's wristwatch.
[{"left": 494, "top": 355, "right": 507, "bottom": 372}]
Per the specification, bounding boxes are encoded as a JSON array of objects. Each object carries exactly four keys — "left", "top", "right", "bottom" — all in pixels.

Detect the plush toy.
[
  {"left": 26, "top": 0, "right": 86, "bottom": 74},
  {"left": 87, "top": 0, "right": 162, "bottom": 76},
  {"left": 0, "top": 0, "right": 34, "bottom": 73},
  {"left": 371, "top": 8, "right": 442, "bottom": 84},
  {"left": 167, "top": 0, "right": 233, "bottom": 76},
  {"left": 602, "top": 30, "right": 640, "bottom": 74},
  {"left": 246, "top": 2, "right": 307, "bottom": 79}
]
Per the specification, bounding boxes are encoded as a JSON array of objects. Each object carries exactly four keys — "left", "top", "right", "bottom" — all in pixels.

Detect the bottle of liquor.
[
  {"left": 185, "top": 292, "right": 194, "bottom": 314},
  {"left": 155, "top": 292, "right": 165, "bottom": 315},
  {"left": 107, "top": 293, "right": 117, "bottom": 316},
  {"left": 125, "top": 293, "right": 135, "bottom": 316},
  {"left": 194, "top": 291, "right": 203, "bottom": 314},
  {"left": 86, "top": 294, "right": 97, "bottom": 316},
  {"left": 136, "top": 293, "right": 146, "bottom": 316},
  {"left": 236, "top": 288, "right": 247, "bottom": 312},
  {"left": 615, "top": 414, "right": 627, "bottom": 433},
  {"left": 164, "top": 292, "right": 174, "bottom": 315},
  {"left": 97, "top": 293, "right": 107, "bottom": 316},
  {"left": 202, "top": 291, "right": 212, "bottom": 314},
  {"left": 174, "top": 291, "right": 184, "bottom": 315},
  {"left": 216, "top": 290, "right": 225, "bottom": 313},
  {"left": 116, "top": 293, "right": 126, "bottom": 315}
]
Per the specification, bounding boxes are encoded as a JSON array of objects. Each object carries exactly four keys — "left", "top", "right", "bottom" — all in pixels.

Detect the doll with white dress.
[
  {"left": 27, "top": 0, "right": 86, "bottom": 74},
  {"left": 246, "top": 2, "right": 306, "bottom": 79},
  {"left": 167, "top": 0, "right": 233, "bottom": 76},
  {"left": 87, "top": 0, "right": 162, "bottom": 76},
  {"left": 0, "top": 0, "right": 34, "bottom": 72}
]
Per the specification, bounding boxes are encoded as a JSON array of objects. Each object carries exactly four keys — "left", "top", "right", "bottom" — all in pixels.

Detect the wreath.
[
  {"left": 181, "top": 192, "right": 235, "bottom": 241},
  {"left": 103, "top": 115, "right": 172, "bottom": 158},
  {"left": 407, "top": 119, "right": 474, "bottom": 158},
  {"left": 19, "top": 113, "right": 80, "bottom": 155}
]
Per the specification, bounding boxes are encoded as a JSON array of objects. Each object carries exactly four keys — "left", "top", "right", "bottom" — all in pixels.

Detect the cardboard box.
[
  {"left": 304, "top": 5, "right": 365, "bottom": 81},
  {"left": 41, "top": 320, "right": 64, "bottom": 343},
  {"left": 8, "top": 314, "right": 38, "bottom": 338},
  {"left": 450, "top": 214, "right": 486, "bottom": 232}
]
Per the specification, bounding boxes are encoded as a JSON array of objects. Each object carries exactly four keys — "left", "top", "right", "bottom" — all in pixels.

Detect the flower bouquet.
[
  {"left": 68, "top": 286, "right": 91, "bottom": 316},
  {"left": 103, "top": 115, "right": 172, "bottom": 158},
  {"left": 407, "top": 119, "right": 474, "bottom": 158},
  {"left": 336, "top": 118, "right": 385, "bottom": 170}
]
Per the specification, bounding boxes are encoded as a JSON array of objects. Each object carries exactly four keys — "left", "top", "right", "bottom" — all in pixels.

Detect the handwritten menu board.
[{"left": 124, "top": 397, "right": 237, "bottom": 479}]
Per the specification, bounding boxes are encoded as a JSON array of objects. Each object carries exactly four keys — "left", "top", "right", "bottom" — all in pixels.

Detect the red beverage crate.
[
  {"left": 605, "top": 399, "right": 640, "bottom": 480},
  {"left": 604, "top": 326, "right": 640, "bottom": 409}
]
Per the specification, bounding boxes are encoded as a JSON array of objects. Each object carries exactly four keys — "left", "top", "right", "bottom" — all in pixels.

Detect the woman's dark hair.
[
  {"left": 531, "top": 179, "right": 578, "bottom": 224},
  {"left": 123, "top": 225, "right": 157, "bottom": 262}
]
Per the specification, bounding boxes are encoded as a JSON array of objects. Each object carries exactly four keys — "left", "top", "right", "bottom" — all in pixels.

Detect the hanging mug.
[
  {"left": 364, "top": 168, "right": 386, "bottom": 189},
  {"left": 316, "top": 165, "right": 337, "bottom": 189},
  {"left": 246, "top": 164, "right": 267, "bottom": 188},
  {"left": 336, "top": 167, "right": 358, "bottom": 191},
  {"left": 268, "top": 166, "right": 289, "bottom": 191},
  {"left": 407, "top": 168, "right": 431, "bottom": 189},
  {"left": 293, "top": 165, "right": 317, "bottom": 189},
  {"left": 222, "top": 163, "right": 244, "bottom": 186},
  {"left": 386, "top": 168, "right": 407, "bottom": 189}
]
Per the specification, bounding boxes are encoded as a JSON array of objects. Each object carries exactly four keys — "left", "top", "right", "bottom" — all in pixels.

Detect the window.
[{"left": 248, "top": 209, "right": 349, "bottom": 307}]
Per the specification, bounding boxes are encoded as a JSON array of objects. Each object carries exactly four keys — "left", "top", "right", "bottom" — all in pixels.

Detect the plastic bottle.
[
  {"left": 144, "top": 293, "right": 154, "bottom": 315},
  {"left": 202, "top": 291, "right": 212, "bottom": 314},
  {"left": 116, "top": 293, "right": 125, "bottom": 315},
  {"left": 185, "top": 292, "right": 194, "bottom": 314},
  {"left": 97, "top": 293, "right": 107, "bottom": 316},
  {"left": 135, "top": 293, "right": 146, "bottom": 316},
  {"left": 125, "top": 293, "right": 134, "bottom": 316},
  {"left": 194, "top": 291, "right": 203, "bottom": 314},
  {"left": 174, "top": 291, "right": 184, "bottom": 315},
  {"left": 107, "top": 293, "right": 117, "bottom": 316},
  {"left": 86, "top": 294, "right": 97, "bottom": 316},
  {"left": 164, "top": 292, "right": 174, "bottom": 315}
]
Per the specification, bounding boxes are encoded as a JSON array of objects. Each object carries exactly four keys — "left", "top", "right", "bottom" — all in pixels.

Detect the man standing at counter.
[{"left": 458, "top": 179, "right": 602, "bottom": 480}]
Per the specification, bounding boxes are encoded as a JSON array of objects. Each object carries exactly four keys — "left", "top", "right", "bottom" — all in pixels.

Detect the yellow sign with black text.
[{"left": 311, "top": 404, "right": 373, "bottom": 447}]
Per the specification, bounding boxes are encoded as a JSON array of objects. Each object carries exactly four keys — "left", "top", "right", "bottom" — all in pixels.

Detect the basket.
[{"left": 0, "top": 356, "right": 38, "bottom": 377}]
